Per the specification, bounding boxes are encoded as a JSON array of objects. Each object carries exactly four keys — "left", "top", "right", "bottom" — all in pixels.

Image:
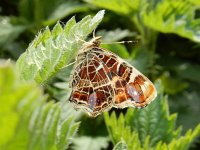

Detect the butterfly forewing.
[
  {"left": 69, "top": 48, "right": 115, "bottom": 117},
  {"left": 69, "top": 37, "right": 157, "bottom": 117}
]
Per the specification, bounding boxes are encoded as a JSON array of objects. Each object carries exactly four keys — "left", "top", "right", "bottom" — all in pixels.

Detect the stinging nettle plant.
[
  {"left": 16, "top": 10, "right": 105, "bottom": 83},
  {"left": 14, "top": 10, "right": 200, "bottom": 150}
]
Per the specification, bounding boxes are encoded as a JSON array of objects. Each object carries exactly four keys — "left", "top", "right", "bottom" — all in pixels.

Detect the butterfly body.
[{"left": 69, "top": 37, "right": 157, "bottom": 117}]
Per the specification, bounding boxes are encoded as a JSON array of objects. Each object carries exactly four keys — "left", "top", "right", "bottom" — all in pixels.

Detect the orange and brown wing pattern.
[
  {"left": 69, "top": 49, "right": 115, "bottom": 117},
  {"left": 93, "top": 47, "right": 157, "bottom": 109},
  {"left": 113, "top": 74, "right": 157, "bottom": 108},
  {"left": 69, "top": 37, "right": 157, "bottom": 117}
]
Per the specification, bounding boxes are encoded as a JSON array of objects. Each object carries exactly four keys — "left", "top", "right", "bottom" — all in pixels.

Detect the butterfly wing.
[
  {"left": 69, "top": 48, "right": 115, "bottom": 117},
  {"left": 91, "top": 47, "right": 157, "bottom": 109},
  {"left": 70, "top": 47, "right": 157, "bottom": 117}
]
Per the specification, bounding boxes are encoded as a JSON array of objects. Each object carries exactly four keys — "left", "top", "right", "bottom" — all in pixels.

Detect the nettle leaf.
[
  {"left": 104, "top": 110, "right": 147, "bottom": 150},
  {"left": 167, "top": 124, "right": 200, "bottom": 150},
  {"left": 0, "top": 62, "right": 80, "bottom": 150},
  {"left": 16, "top": 10, "right": 105, "bottom": 83},
  {"left": 104, "top": 80, "right": 200, "bottom": 150},
  {"left": 142, "top": 0, "right": 200, "bottom": 42},
  {"left": 153, "top": 124, "right": 200, "bottom": 150}
]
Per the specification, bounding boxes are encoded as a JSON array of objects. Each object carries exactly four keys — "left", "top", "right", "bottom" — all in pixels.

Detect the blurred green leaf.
[
  {"left": 101, "top": 44, "right": 130, "bottom": 59},
  {"left": 161, "top": 72, "right": 189, "bottom": 95},
  {"left": 177, "top": 64, "right": 200, "bottom": 83},
  {"left": 0, "top": 17, "right": 26, "bottom": 49},
  {"left": 19, "top": 0, "right": 89, "bottom": 24},
  {"left": 44, "top": 1, "right": 90, "bottom": 25},
  {"left": 0, "top": 0, "right": 92, "bottom": 59},
  {"left": 170, "top": 83, "right": 200, "bottom": 132},
  {"left": 97, "top": 28, "right": 136, "bottom": 43},
  {"left": 189, "top": 0, "right": 200, "bottom": 6},
  {"left": 72, "top": 136, "right": 109, "bottom": 150},
  {"left": 157, "top": 56, "right": 200, "bottom": 83},
  {"left": 0, "top": 62, "right": 80, "bottom": 150},
  {"left": 84, "top": 0, "right": 139, "bottom": 15},
  {"left": 130, "top": 48, "right": 156, "bottom": 74},
  {"left": 16, "top": 10, "right": 105, "bottom": 83}
]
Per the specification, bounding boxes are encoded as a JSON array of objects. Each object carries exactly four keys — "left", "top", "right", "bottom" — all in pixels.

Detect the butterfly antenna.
[{"left": 101, "top": 40, "right": 139, "bottom": 45}]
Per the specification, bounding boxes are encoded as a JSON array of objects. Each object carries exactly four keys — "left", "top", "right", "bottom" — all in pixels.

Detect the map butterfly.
[{"left": 69, "top": 36, "right": 157, "bottom": 117}]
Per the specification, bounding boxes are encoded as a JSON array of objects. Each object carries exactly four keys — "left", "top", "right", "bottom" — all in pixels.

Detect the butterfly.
[{"left": 69, "top": 36, "right": 157, "bottom": 117}]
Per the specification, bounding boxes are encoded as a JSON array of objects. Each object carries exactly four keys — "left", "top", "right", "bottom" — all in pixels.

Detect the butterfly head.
[
  {"left": 90, "top": 36, "right": 102, "bottom": 47},
  {"left": 80, "top": 36, "right": 102, "bottom": 54}
]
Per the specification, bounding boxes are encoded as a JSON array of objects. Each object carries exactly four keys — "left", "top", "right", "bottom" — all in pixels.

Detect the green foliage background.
[{"left": 1, "top": 0, "right": 200, "bottom": 150}]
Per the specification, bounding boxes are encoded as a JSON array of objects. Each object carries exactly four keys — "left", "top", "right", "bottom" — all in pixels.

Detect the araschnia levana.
[{"left": 69, "top": 36, "right": 157, "bottom": 117}]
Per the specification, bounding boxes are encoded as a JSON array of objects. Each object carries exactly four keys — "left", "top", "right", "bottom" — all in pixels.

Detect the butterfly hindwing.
[{"left": 95, "top": 47, "right": 157, "bottom": 108}]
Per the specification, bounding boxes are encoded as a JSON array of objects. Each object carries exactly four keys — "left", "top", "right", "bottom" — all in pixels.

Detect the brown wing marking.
[
  {"left": 69, "top": 52, "right": 115, "bottom": 117},
  {"left": 70, "top": 46, "right": 157, "bottom": 116}
]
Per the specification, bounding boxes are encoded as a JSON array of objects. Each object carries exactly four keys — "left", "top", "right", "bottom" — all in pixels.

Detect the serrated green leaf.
[
  {"left": 52, "top": 22, "right": 63, "bottom": 39},
  {"left": 168, "top": 124, "right": 200, "bottom": 150},
  {"left": 56, "top": 116, "right": 80, "bottom": 150},
  {"left": 153, "top": 124, "right": 200, "bottom": 150},
  {"left": 104, "top": 111, "right": 143, "bottom": 150},
  {"left": 28, "top": 102, "right": 54, "bottom": 150},
  {"left": 41, "top": 104, "right": 60, "bottom": 150},
  {"left": 0, "top": 62, "right": 80, "bottom": 150},
  {"left": 17, "top": 10, "right": 105, "bottom": 83}
]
